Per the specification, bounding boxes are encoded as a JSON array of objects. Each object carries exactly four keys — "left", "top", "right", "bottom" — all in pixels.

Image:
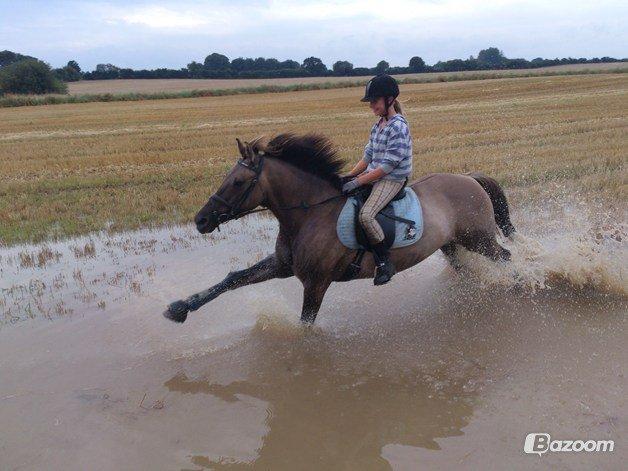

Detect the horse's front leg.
[
  {"left": 300, "top": 278, "right": 331, "bottom": 324},
  {"left": 164, "top": 254, "right": 292, "bottom": 323}
]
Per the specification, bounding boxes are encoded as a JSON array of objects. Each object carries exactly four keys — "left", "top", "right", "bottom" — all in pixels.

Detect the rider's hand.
[
  {"left": 342, "top": 179, "right": 360, "bottom": 194},
  {"left": 339, "top": 175, "right": 354, "bottom": 185}
]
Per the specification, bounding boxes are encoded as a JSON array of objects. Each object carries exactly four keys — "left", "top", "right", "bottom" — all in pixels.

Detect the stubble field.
[{"left": 0, "top": 72, "right": 626, "bottom": 245}]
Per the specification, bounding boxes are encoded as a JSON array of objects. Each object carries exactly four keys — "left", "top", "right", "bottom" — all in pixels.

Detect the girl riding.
[{"left": 341, "top": 74, "right": 413, "bottom": 285}]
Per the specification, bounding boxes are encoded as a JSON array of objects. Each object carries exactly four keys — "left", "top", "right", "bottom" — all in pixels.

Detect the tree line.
[
  {"left": 80, "top": 48, "right": 626, "bottom": 80},
  {"left": 0, "top": 48, "right": 625, "bottom": 95}
]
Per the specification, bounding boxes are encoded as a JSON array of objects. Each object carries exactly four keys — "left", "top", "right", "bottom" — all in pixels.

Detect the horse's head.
[{"left": 195, "top": 136, "right": 269, "bottom": 234}]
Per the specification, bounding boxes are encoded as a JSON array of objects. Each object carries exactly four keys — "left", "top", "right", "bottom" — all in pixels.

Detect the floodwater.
[{"left": 0, "top": 197, "right": 626, "bottom": 470}]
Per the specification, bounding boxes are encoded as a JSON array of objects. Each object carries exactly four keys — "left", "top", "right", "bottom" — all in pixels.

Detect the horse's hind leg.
[
  {"left": 459, "top": 231, "right": 511, "bottom": 262},
  {"left": 440, "top": 241, "right": 463, "bottom": 271}
]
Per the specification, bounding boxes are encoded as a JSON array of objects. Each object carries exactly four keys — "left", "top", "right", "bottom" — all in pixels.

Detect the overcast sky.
[{"left": 1, "top": 0, "right": 626, "bottom": 70}]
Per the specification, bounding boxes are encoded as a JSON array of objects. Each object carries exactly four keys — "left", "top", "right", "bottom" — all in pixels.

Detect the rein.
[{"left": 208, "top": 154, "right": 345, "bottom": 229}]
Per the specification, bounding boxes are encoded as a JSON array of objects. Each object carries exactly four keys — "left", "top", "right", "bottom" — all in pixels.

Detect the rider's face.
[{"left": 369, "top": 97, "right": 386, "bottom": 116}]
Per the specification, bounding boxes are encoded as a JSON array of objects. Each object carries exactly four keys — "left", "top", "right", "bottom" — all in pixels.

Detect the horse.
[{"left": 163, "top": 133, "right": 515, "bottom": 324}]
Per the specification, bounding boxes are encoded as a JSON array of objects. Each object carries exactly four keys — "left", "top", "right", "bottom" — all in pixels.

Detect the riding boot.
[{"left": 371, "top": 241, "right": 395, "bottom": 285}]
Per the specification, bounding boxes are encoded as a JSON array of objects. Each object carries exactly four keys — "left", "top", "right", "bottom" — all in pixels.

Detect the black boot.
[{"left": 371, "top": 241, "right": 395, "bottom": 285}]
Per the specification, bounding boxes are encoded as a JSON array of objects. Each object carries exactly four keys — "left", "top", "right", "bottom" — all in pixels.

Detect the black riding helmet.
[{"left": 360, "top": 74, "right": 399, "bottom": 102}]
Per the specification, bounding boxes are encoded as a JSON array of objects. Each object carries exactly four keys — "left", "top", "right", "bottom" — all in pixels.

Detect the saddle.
[
  {"left": 352, "top": 183, "right": 408, "bottom": 250},
  {"left": 336, "top": 182, "right": 423, "bottom": 280}
]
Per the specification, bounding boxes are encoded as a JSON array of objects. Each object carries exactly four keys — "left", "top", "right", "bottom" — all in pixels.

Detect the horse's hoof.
[{"left": 163, "top": 300, "right": 189, "bottom": 323}]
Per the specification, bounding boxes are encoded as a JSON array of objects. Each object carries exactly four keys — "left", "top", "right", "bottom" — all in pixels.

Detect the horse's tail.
[{"left": 468, "top": 172, "right": 516, "bottom": 238}]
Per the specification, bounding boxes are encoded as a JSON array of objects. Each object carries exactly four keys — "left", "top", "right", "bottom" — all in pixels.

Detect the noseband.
[{"left": 209, "top": 155, "right": 265, "bottom": 227}]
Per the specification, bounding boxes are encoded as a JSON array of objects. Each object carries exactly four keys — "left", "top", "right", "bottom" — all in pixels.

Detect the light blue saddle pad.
[{"left": 336, "top": 188, "right": 424, "bottom": 250}]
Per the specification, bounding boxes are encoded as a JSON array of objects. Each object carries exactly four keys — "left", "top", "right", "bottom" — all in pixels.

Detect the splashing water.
[{"left": 457, "top": 200, "right": 627, "bottom": 297}]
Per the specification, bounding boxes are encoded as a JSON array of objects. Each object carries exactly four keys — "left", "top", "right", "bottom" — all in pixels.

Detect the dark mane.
[{"left": 265, "top": 133, "right": 344, "bottom": 188}]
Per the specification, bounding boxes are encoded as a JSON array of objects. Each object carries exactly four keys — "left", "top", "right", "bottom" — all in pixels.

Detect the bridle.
[
  {"left": 208, "top": 155, "right": 265, "bottom": 228},
  {"left": 205, "top": 153, "right": 346, "bottom": 231}
]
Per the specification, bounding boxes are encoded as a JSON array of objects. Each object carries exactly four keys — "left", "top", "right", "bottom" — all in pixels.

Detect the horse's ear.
[
  {"left": 236, "top": 138, "right": 248, "bottom": 159},
  {"left": 242, "top": 141, "right": 258, "bottom": 164}
]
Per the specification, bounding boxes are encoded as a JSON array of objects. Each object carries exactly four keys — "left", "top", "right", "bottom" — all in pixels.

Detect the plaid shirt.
[{"left": 362, "top": 114, "right": 413, "bottom": 181}]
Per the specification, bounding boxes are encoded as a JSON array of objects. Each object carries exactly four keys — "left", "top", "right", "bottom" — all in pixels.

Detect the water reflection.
[{"left": 165, "top": 319, "right": 482, "bottom": 470}]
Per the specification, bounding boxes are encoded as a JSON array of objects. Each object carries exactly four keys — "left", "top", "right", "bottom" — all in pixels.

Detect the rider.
[{"left": 341, "top": 74, "right": 413, "bottom": 285}]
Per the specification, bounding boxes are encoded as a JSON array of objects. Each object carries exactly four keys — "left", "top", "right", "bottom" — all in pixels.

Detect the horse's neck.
[{"left": 262, "top": 160, "right": 340, "bottom": 233}]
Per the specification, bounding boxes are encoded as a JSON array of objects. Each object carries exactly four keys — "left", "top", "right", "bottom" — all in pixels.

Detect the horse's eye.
[{"left": 233, "top": 179, "right": 244, "bottom": 187}]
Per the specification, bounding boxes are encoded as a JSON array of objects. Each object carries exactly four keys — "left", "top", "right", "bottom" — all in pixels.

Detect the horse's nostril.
[{"left": 196, "top": 217, "right": 208, "bottom": 227}]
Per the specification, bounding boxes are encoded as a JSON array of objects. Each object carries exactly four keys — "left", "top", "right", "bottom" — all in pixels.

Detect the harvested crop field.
[
  {"left": 66, "top": 62, "right": 627, "bottom": 95},
  {"left": 1, "top": 72, "right": 627, "bottom": 245}
]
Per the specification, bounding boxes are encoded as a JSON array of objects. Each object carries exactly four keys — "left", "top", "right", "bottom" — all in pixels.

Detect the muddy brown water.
[{"left": 0, "top": 199, "right": 626, "bottom": 470}]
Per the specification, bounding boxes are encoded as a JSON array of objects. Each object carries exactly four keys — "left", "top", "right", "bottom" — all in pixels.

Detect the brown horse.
[{"left": 164, "top": 133, "right": 515, "bottom": 324}]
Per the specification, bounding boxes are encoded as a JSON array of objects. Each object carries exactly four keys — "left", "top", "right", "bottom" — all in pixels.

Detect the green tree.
[
  {"left": 186, "top": 61, "right": 204, "bottom": 78},
  {"left": 332, "top": 60, "right": 353, "bottom": 75},
  {"left": 280, "top": 59, "right": 300, "bottom": 69},
  {"left": 477, "top": 47, "right": 506, "bottom": 69},
  {"left": 265, "top": 58, "right": 281, "bottom": 70},
  {"left": 375, "top": 60, "right": 389, "bottom": 73},
  {"left": 204, "top": 53, "right": 230, "bottom": 70},
  {"left": 231, "top": 57, "right": 254, "bottom": 72},
  {"left": 55, "top": 60, "right": 82, "bottom": 81},
  {"left": 92, "top": 63, "right": 120, "bottom": 79},
  {"left": 0, "top": 50, "right": 37, "bottom": 67},
  {"left": 433, "top": 59, "right": 470, "bottom": 72},
  {"left": 302, "top": 57, "right": 328, "bottom": 75},
  {"left": 67, "top": 60, "right": 81, "bottom": 74},
  {"left": 408, "top": 56, "right": 426, "bottom": 72},
  {"left": 96, "top": 63, "right": 118, "bottom": 73},
  {"left": 0, "top": 59, "right": 67, "bottom": 94}
]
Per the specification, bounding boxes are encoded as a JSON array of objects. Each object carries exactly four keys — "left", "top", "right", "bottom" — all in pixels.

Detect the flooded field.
[{"left": 0, "top": 194, "right": 626, "bottom": 470}]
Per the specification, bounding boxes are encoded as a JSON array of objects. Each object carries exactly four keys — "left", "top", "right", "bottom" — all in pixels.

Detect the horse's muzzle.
[{"left": 194, "top": 212, "right": 218, "bottom": 234}]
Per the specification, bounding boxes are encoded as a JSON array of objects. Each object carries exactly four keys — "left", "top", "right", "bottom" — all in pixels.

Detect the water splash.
[{"left": 456, "top": 201, "right": 627, "bottom": 297}]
